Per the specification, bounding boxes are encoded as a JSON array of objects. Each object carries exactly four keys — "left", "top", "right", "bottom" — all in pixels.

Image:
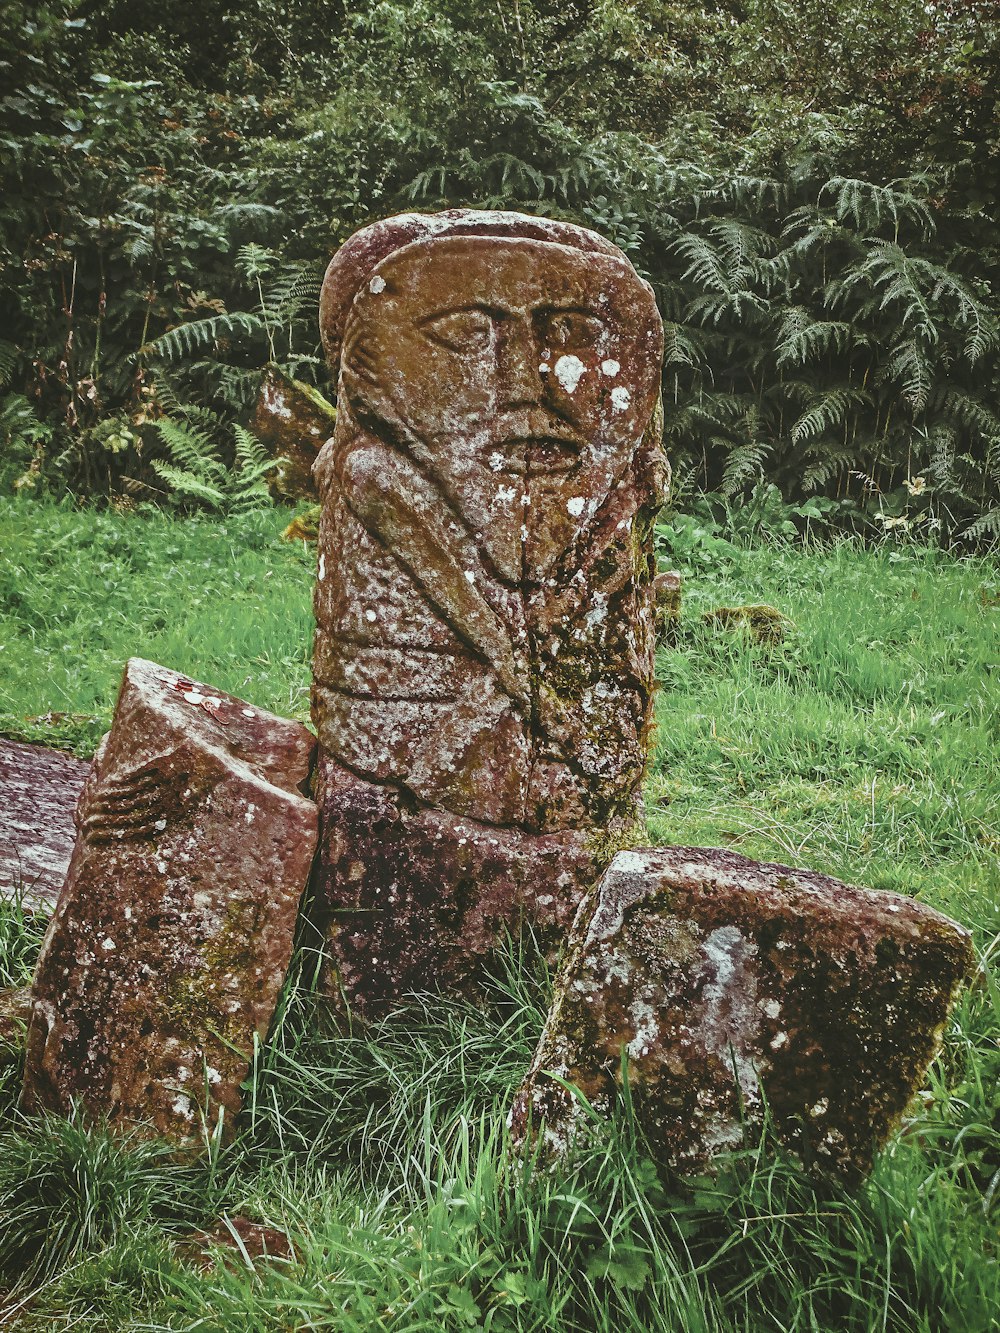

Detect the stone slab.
[
  {"left": 22, "top": 659, "right": 318, "bottom": 1147},
  {"left": 0, "top": 738, "right": 90, "bottom": 905},
  {"left": 511, "top": 847, "right": 974, "bottom": 1182}
]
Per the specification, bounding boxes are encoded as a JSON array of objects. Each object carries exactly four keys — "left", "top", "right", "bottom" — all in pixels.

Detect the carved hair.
[{"left": 319, "top": 209, "right": 627, "bottom": 377}]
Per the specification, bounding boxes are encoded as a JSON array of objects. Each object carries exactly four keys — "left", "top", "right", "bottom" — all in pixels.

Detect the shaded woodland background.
[{"left": 2, "top": 0, "right": 999, "bottom": 538}]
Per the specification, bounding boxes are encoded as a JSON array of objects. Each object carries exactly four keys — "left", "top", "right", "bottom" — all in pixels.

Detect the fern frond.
[
  {"left": 721, "top": 438, "right": 771, "bottom": 496},
  {"left": 0, "top": 341, "right": 18, "bottom": 389},
  {"left": 791, "top": 389, "right": 871, "bottom": 443},
  {"left": 140, "top": 312, "right": 265, "bottom": 363},
  {"left": 883, "top": 341, "right": 933, "bottom": 412},
  {"left": 662, "top": 322, "right": 706, "bottom": 368},
  {"left": 930, "top": 388, "right": 1000, "bottom": 438},
  {"left": 962, "top": 508, "right": 1000, "bottom": 542},
  {"left": 151, "top": 418, "right": 227, "bottom": 484},
  {"left": 775, "top": 309, "right": 860, "bottom": 366},
  {"left": 148, "top": 461, "right": 225, "bottom": 508},
  {"left": 819, "top": 177, "right": 935, "bottom": 239},
  {"left": 236, "top": 243, "right": 279, "bottom": 281}
]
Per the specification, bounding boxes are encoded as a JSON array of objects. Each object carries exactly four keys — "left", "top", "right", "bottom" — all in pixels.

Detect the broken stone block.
[
  {"left": 254, "top": 365, "right": 336, "bottom": 501},
  {"left": 511, "top": 847, "right": 974, "bottom": 1183},
  {"left": 311, "top": 209, "right": 667, "bottom": 1016},
  {"left": 0, "top": 739, "right": 91, "bottom": 906},
  {"left": 22, "top": 658, "right": 318, "bottom": 1147}
]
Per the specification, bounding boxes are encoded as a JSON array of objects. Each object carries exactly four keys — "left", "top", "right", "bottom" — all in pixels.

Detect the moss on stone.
[{"left": 702, "top": 604, "right": 793, "bottom": 644}]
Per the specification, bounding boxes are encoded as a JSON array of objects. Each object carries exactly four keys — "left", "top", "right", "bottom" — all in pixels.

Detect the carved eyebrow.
[
  {"left": 416, "top": 303, "right": 510, "bottom": 326},
  {"left": 535, "top": 304, "right": 605, "bottom": 320}
]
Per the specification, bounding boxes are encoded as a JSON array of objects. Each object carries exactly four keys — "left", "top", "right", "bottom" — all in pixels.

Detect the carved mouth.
[{"left": 493, "top": 435, "right": 583, "bottom": 477}]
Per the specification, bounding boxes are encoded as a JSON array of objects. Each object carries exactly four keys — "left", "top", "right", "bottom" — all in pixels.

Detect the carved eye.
[
  {"left": 421, "top": 309, "right": 496, "bottom": 353},
  {"left": 543, "top": 310, "right": 605, "bottom": 351}
]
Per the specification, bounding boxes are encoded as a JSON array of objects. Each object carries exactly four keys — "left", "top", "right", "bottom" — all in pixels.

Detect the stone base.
[
  {"left": 313, "top": 755, "right": 604, "bottom": 1022},
  {"left": 511, "top": 847, "right": 975, "bottom": 1183}
]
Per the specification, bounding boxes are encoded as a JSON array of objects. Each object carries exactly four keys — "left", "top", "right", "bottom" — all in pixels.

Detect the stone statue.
[{"left": 311, "top": 210, "right": 666, "bottom": 1017}]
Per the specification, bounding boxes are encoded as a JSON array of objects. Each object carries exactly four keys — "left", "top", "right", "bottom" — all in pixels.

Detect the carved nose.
[{"left": 498, "top": 326, "right": 542, "bottom": 410}]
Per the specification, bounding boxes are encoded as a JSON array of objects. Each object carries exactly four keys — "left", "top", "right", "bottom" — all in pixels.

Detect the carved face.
[{"left": 340, "top": 235, "right": 662, "bottom": 584}]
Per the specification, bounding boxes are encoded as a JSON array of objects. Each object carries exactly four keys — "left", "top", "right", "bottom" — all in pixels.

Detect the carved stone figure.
[
  {"left": 311, "top": 211, "right": 667, "bottom": 1016},
  {"left": 22, "top": 659, "right": 318, "bottom": 1145}
]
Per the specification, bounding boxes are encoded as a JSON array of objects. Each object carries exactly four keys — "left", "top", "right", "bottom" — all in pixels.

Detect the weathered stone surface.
[
  {"left": 0, "top": 987, "right": 31, "bottom": 1044},
  {"left": 254, "top": 365, "right": 336, "bottom": 501},
  {"left": 180, "top": 1215, "right": 293, "bottom": 1268},
  {"left": 22, "top": 659, "right": 318, "bottom": 1146},
  {"left": 702, "top": 603, "right": 792, "bottom": 644},
  {"left": 311, "top": 209, "right": 667, "bottom": 1015},
  {"left": 315, "top": 756, "right": 595, "bottom": 1019},
  {"left": 0, "top": 739, "right": 90, "bottom": 905},
  {"left": 654, "top": 570, "right": 682, "bottom": 643},
  {"left": 511, "top": 847, "right": 974, "bottom": 1183}
]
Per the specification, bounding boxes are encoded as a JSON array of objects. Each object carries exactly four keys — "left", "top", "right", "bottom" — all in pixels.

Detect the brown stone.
[
  {"left": 0, "top": 739, "right": 91, "bottom": 906},
  {"left": 654, "top": 570, "right": 682, "bottom": 643},
  {"left": 702, "top": 603, "right": 792, "bottom": 644},
  {"left": 180, "top": 1215, "right": 293, "bottom": 1269},
  {"left": 22, "top": 659, "right": 318, "bottom": 1147},
  {"left": 254, "top": 365, "right": 336, "bottom": 501},
  {"left": 511, "top": 847, "right": 974, "bottom": 1183},
  {"left": 311, "top": 209, "right": 667, "bottom": 1016},
  {"left": 0, "top": 987, "right": 31, "bottom": 1045},
  {"left": 314, "top": 755, "right": 595, "bottom": 1020}
]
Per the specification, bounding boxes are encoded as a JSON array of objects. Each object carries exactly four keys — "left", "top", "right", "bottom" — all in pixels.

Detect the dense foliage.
[{"left": 2, "top": 0, "right": 999, "bottom": 535}]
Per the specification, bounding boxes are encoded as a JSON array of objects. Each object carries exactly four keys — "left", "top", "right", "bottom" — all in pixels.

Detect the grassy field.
[{"left": 0, "top": 495, "right": 997, "bottom": 1331}]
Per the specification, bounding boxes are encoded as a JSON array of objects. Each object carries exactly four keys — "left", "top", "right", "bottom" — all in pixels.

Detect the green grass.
[
  {"left": 0, "top": 497, "right": 315, "bottom": 755},
  {"left": 0, "top": 495, "right": 997, "bottom": 1330}
]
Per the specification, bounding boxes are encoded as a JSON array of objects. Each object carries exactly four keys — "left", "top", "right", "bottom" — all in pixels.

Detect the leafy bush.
[{"left": 2, "top": 1, "right": 998, "bottom": 531}]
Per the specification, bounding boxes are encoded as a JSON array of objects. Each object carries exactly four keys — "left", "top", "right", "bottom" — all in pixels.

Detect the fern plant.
[{"left": 149, "top": 416, "right": 277, "bottom": 513}]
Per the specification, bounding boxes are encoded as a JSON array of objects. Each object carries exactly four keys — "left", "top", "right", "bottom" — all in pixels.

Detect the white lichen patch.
[
  {"left": 566, "top": 496, "right": 586, "bottom": 516},
  {"left": 101, "top": 937, "right": 116, "bottom": 951},
  {"left": 698, "top": 925, "right": 761, "bottom": 1101},
  {"left": 464, "top": 570, "right": 476, "bottom": 584},
  {"left": 368, "top": 274, "right": 386, "bottom": 294},
  {"left": 584, "top": 592, "right": 608, "bottom": 629},
  {"left": 600, "top": 358, "right": 620, "bottom": 377},
  {"left": 488, "top": 451, "right": 504, "bottom": 471},
  {"left": 627, "top": 998, "right": 660, "bottom": 1059},
  {"left": 610, "top": 386, "right": 632, "bottom": 412},
  {"left": 611, "top": 850, "right": 651, "bottom": 876},
  {"left": 365, "top": 608, "right": 377, "bottom": 622},
  {"left": 318, "top": 554, "right": 326, "bottom": 580},
  {"left": 171, "top": 1094, "right": 195, "bottom": 1121},
  {"left": 554, "top": 354, "right": 586, "bottom": 393}
]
